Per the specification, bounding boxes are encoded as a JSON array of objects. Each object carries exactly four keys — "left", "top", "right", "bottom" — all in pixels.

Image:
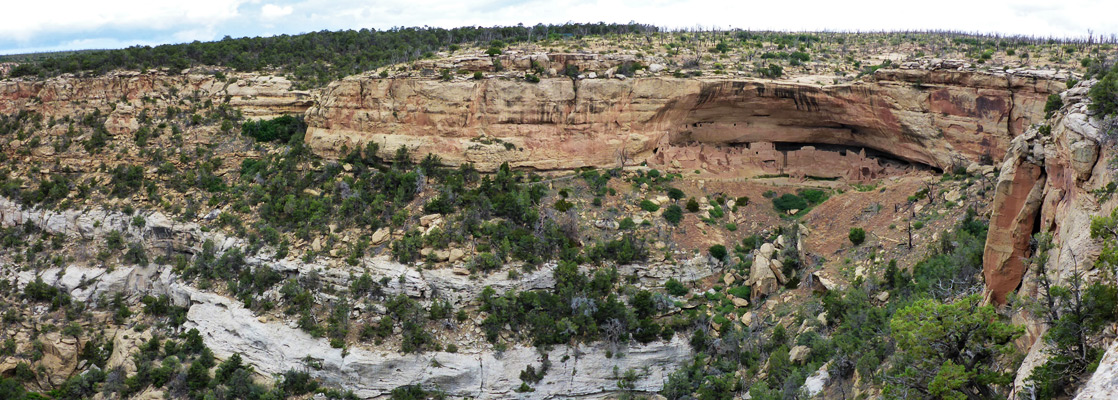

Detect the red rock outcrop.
[
  {"left": 983, "top": 128, "right": 1047, "bottom": 305},
  {"left": 1000, "top": 82, "right": 1110, "bottom": 396},
  {"left": 983, "top": 82, "right": 1107, "bottom": 307},
  {"left": 304, "top": 67, "right": 1063, "bottom": 174}
]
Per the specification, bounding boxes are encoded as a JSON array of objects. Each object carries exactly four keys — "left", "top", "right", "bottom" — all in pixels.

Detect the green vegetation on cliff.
[{"left": 5, "top": 23, "right": 657, "bottom": 86}]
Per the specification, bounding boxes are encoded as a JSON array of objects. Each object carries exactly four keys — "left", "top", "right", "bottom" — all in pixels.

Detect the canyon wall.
[
  {"left": 7, "top": 59, "right": 1115, "bottom": 398},
  {"left": 984, "top": 82, "right": 1108, "bottom": 306},
  {"left": 0, "top": 70, "right": 312, "bottom": 121},
  {"left": 984, "top": 82, "right": 1118, "bottom": 398},
  {"left": 304, "top": 67, "right": 1066, "bottom": 174}
]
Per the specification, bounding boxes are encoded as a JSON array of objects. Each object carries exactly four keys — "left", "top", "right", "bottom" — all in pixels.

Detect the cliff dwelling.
[{"left": 650, "top": 140, "right": 930, "bottom": 182}]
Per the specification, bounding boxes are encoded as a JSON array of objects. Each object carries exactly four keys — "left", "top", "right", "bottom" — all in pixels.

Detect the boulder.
[
  {"left": 370, "top": 227, "right": 390, "bottom": 245},
  {"left": 759, "top": 243, "right": 775, "bottom": 259},
  {"left": 789, "top": 345, "right": 812, "bottom": 365},
  {"left": 1069, "top": 139, "right": 1099, "bottom": 181},
  {"left": 812, "top": 273, "right": 836, "bottom": 292},
  {"left": 876, "top": 291, "right": 890, "bottom": 302},
  {"left": 802, "top": 362, "right": 831, "bottom": 397},
  {"left": 594, "top": 219, "right": 619, "bottom": 230},
  {"left": 749, "top": 253, "right": 778, "bottom": 300},
  {"left": 419, "top": 214, "right": 442, "bottom": 227},
  {"left": 769, "top": 259, "right": 786, "bottom": 284},
  {"left": 448, "top": 248, "right": 465, "bottom": 263}
]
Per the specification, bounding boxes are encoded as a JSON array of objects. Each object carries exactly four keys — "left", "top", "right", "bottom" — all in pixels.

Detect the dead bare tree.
[{"left": 615, "top": 147, "right": 630, "bottom": 169}]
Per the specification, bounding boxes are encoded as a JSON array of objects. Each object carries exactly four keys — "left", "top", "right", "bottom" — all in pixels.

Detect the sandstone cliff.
[
  {"left": 978, "top": 80, "right": 1118, "bottom": 397},
  {"left": 304, "top": 66, "right": 1066, "bottom": 175},
  {"left": 983, "top": 81, "right": 1108, "bottom": 306},
  {"left": 0, "top": 70, "right": 311, "bottom": 121}
]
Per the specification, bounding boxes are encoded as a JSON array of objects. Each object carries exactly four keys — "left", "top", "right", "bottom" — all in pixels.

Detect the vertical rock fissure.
[
  {"left": 983, "top": 147, "right": 1047, "bottom": 305},
  {"left": 1006, "top": 83, "right": 1016, "bottom": 138}
]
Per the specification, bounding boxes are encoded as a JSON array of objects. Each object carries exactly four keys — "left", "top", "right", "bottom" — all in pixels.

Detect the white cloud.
[
  {"left": 262, "top": 4, "right": 294, "bottom": 19},
  {"left": 0, "top": 0, "right": 247, "bottom": 42},
  {"left": 174, "top": 27, "right": 220, "bottom": 43}
]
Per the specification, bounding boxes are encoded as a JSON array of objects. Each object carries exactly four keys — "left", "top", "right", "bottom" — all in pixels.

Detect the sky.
[{"left": 3, "top": 0, "right": 1118, "bottom": 55}]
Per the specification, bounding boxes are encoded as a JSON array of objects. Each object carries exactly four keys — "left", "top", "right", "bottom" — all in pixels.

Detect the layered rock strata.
[
  {"left": 0, "top": 70, "right": 312, "bottom": 121},
  {"left": 305, "top": 67, "right": 1065, "bottom": 175}
]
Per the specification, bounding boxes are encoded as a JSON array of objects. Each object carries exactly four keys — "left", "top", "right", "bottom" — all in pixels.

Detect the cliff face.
[
  {"left": 0, "top": 70, "right": 312, "bottom": 120},
  {"left": 984, "top": 83, "right": 1107, "bottom": 306},
  {"left": 305, "top": 68, "right": 1065, "bottom": 174},
  {"left": 984, "top": 82, "right": 1117, "bottom": 397}
]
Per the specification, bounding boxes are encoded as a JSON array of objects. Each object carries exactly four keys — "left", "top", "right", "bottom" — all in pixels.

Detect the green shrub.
[
  {"left": 473, "top": 71, "right": 484, "bottom": 80},
  {"left": 888, "top": 294, "right": 1022, "bottom": 399},
  {"left": 640, "top": 199, "right": 660, "bottom": 212},
  {"left": 618, "top": 217, "right": 636, "bottom": 230},
  {"left": 709, "top": 245, "right": 727, "bottom": 260},
  {"left": 727, "top": 285, "right": 750, "bottom": 299},
  {"left": 109, "top": 165, "right": 145, "bottom": 198},
  {"left": 663, "top": 205, "right": 683, "bottom": 225},
  {"left": 686, "top": 197, "right": 700, "bottom": 212},
  {"left": 585, "top": 235, "right": 648, "bottom": 265},
  {"left": 392, "top": 230, "right": 424, "bottom": 263},
  {"left": 124, "top": 242, "right": 149, "bottom": 266},
  {"left": 1089, "top": 63, "right": 1118, "bottom": 118},
  {"left": 1044, "top": 93, "right": 1063, "bottom": 118},
  {"left": 106, "top": 230, "right": 124, "bottom": 250},
  {"left": 553, "top": 199, "right": 574, "bottom": 212},
  {"left": 772, "top": 193, "right": 807, "bottom": 213},
  {"left": 470, "top": 252, "right": 502, "bottom": 272},
  {"left": 666, "top": 187, "right": 685, "bottom": 200},
  {"left": 279, "top": 370, "right": 319, "bottom": 395},
  {"left": 564, "top": 65, "right": 580, "bottom": 78},
  {"left": 849, "top": 227, "right": 866, "bottom": 246},
  {"left": 665, "top": 278, "right": 689, "bottom": 296},
  {"left": 241, "top": 115, "right": 305, "bottom": 143},
  {"left": 799, "top": 189, "right": 827, "bottom": 204},
  {"left": 760, "top": 64, "right": 783, "bottom": 78},
  {"left": 390, "top": 384, "right": 446, "bottom": 400},
  {"left": 708, "top": 204, "right": 724, "bottom": 219}
]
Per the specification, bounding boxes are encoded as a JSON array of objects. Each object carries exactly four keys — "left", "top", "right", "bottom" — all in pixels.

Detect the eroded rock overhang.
[{"left": 304, "top": 68, "right": 1065, "bottom": 177}]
